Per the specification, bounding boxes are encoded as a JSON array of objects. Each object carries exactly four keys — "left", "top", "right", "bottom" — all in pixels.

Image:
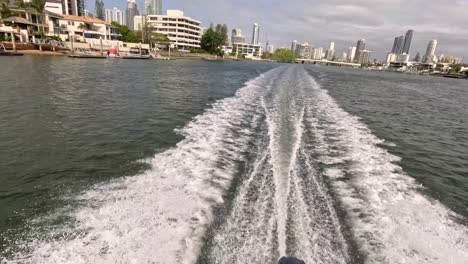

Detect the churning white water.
[{"left": 5, "top": 66, "right": 468, "bottom": 264}]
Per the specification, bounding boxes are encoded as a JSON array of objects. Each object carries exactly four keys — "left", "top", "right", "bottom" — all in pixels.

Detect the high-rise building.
[
  {"left": 295, "top": 43, "right": 312, "bottom": 59},
  {"left": 231, "top": 29, "right": 245, "bottom": 44},
  {"left": 424, "top": 40, "right": 437, "bottom": 63},
  {"left": 133, "top": 15, "right": 145, "bottom": 31},
  {"left": 325, "top": 41, "right": 335, "bottom": 60},
  {"left": 126, "top": 0, "right": 139, "bottom": 31},
  {"left": 310, "top": 47, "right": 323, "bottom": 60},
  {"left": 325, "top": 49, "right": 335, "bottom": 61},
  {"left": 414, "top": 52, "right": 421, "bottom": 62},
  {"left": 341, "top": 52, "right": 347, "bottom": 60},
  {"left": 252, "top": 23, "right": 259, "bottom": 45},
  {"left": 354, "top": 39, "right": 366, "bottom": 63},
  {"left": 391, "top": 35, "right": 404, "bottom": 54},
  {"left": 358, "top": 50, "right": 371, "bottom": 65},
  {"left": 105, "top": 7, "right": 124, "bottom": 25},
  {"left": 266, "top": 44, "right": 274, "bottom": 54},
  {"left": 113, "top": 7, "right": 124, "bottom": 25},
  {"left": 105, "top": 9, "right": 113, "bottom": 23},
  {"left": 62, "top": 0, "right": 85, "bottom": 16},
  {"left": 402, "top": 29, "right": 413, "bottom": 55},
  {"left": 291, "top": 40, "right": 298, "bottom": 52},
  {"left": 347, "top": 46, "right": 356, "bottom": 62},
  {"left": 83, "top": 9, "right": 93, "bottom": 17},
  {"left": 145, "top": 0, "right": 162, "bottom": 15}
]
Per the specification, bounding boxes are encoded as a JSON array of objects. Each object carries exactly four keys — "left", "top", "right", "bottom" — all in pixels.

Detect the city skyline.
[{"left": 85, "top": 0, "right": 467, "bottom": 61}]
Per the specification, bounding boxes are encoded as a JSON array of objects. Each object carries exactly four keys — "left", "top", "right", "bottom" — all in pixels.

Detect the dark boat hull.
[
  {"left": 0, "top": 52, "right": 24, "bottom": 56},
  {"left": 68, "top": 55, "right": 107, "bottom": 59}
]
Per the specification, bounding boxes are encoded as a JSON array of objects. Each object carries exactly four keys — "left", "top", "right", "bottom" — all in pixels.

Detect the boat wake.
[{"left": 3, "top": 66, "right": 468, "bottom": 264}]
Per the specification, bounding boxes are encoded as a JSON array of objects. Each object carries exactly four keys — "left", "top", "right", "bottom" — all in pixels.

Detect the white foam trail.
[
  {"left": 305, "top": 71, "right": 468, "bottom": 264},
  {"left": 5, "top": 67, "right": 284, "bottom": 264},
  {"left": 207, "top": 66, "right": 349, "bottom": 264}
]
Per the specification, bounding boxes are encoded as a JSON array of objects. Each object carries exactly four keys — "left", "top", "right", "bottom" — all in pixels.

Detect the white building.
[
  {"left": 386, "top": 52, "right": 397, "bottom": 63},
  {"left": 266, "top": 44, "right": 274, "bottom": 53},
  {"left": 251, "top": 23, "right": 259, "bottom": 45},
  {"left": 232, "top": 42, "right": 262, "bottom": 59},
  {"left": 44, "top": 0, "right": 63, "bottom": 15},
  {"left": 424, "top": 39, "right": 438, "bottom": 63},
  {"left": 113, "top": 7, "right": 124, "bottom": 25},
  {"left": 347, "top": 46, "right": 356, "bottom": 62},
  {"left": 133, "top": 15, "right": 144, "bottom": 31},
  {"left": 311, "top": 47, "right": 323, "bottom": 60},
  {"left": 105, "top": 9, "right": 113, "bottom": 23},
  {"left": 231, "top": 29, "right": 245, "bottom": 44},
  {"left": 146, "top": 10, "right": 202, "bottom": 50},
  {"left": 291, "top": 40, "right": 297, "bottom": 52},
  {"left": 106, "top": 7, "right": 124, "bottom": 25},
  {"left": 341, "top": 52, "right": 347, "bottom": 60},
  {"left": 83, "top": 9, "right": 93, "bottom": 17},
  {"left": 58, "top": 15, "right": 113, "bottom": 41},
  {"left": 358, "top": 50, "right": 371, "bottom": 65},
  {"left": 396, "top": 53, "right": 410, "bottom": 63},
  {"left": 295, "top": 43, "right": 312, "bottom": 59}
]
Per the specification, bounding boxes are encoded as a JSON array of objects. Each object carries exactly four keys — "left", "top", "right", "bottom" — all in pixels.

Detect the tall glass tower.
[
  {"left": 402, "top": 29, "right": 413, "bottom": 55},
  {"left": 353, "top": 39, "right": 366, "bottom": 62},
  {"left": 252, "top": 23, "right": 259, "bottom": 45},
  {"left": 145, "top": 0, "right": 162, "bottom": 15}
]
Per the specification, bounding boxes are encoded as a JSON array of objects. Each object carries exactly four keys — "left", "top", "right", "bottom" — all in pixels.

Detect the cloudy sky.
[{"left": 86, "top": 0, "right": 468, "bottom": 61}]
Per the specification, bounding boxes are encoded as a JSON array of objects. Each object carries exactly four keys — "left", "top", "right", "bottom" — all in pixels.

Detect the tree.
[
  {"left": 215, "top": 24, "right": 228, "bottom": 45},
  {"left": 95, "top": 0, "right": 104, "bottom": 20},
  {"left": 272, "top": 48, "right": 296, "bottom": 63},
  {"left": 200, "top": 27, "right": 224, "bottom": 56},
  {"left": 111, "top": 21, "right": 138, "bottom": 43},
  {"left": 0, "top": 0, "right": 14, "bottom": 19},
  {"left": 21, "top": 0, "right": 46, "bottom": 36}
]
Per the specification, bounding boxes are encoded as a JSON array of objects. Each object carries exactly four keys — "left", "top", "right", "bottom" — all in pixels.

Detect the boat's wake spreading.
[{"left": 4, "top": 66, "right": 468, "bottom": 264}]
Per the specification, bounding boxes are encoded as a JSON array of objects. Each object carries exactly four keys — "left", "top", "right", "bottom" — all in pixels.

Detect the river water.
[{"left": 0, "top": 57, "right": 467, "bottom": 263}]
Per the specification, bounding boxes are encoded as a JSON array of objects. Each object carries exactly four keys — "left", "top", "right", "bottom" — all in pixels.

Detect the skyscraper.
[
  {"left": 113, "top": 7, "right": 124, "bottom": 25},
  {"left": 126, "top": 0, "right": 139, "bottom": 31},
  {"left": 105, "top": 9, "right": 113, "bottom": 23},
  {"left": 291, "top": 40, "right": 298, "bottom": 52},
  {"left": 347, "top": 46, "right": 356, "bottom": 62},
  {"left": 424, "top": 40, "right": 437, "bottom": 63},
  {"left": 391, "top": 35, "right": 404, "bottom": 54},
  {"left": 231, "top": 29, "right": 245, "bottom": 44},
  {"left": 325, "top": 41, "right": 335, "bottom": 60},
  {"left": 145, "top": 0, "right": 162, "bottom": 15},
  {"left": 402, "top": 29, "right": 413, "bottom": 55},
  {"left": 252, "top": 23, "right": 259, "bottom": 45},
  {"left": 63, "top": 0, "right": 85, "bottom": 16},
  {"left": 354, "top": 39, "right": 366, "bottom": 63},
  {"left": 358, "top": 50, "right": 371, "bottom": 65}
]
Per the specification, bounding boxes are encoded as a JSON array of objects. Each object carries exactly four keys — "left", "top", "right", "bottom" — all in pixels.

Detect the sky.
[{"left": 85, "top": 0, "right": 468, "bottom": 61}]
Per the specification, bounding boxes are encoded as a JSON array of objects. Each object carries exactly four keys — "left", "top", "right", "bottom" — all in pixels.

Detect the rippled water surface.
[{"left": 0, "top": 58, "right": 467, "bottom": 263}]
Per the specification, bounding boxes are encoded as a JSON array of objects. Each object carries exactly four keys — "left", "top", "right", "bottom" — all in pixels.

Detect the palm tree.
[
  {"left": 26, "top": 0, "right": 46, "bottom": 36},
  {"left": 0, "top": 0, "right": 14, "bottom": 19}
]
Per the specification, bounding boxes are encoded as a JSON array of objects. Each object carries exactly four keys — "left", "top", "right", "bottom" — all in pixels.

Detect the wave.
[{"left": 4, "top": 65, "right": 468, "bottom": 264}]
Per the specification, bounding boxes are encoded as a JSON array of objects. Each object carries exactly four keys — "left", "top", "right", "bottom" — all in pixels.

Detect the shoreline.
[{"left": 20, "top": 50, "right": 67, "bottom": 56}]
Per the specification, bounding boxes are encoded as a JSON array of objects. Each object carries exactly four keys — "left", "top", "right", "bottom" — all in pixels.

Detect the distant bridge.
[{"left": 297, "top": 59, "right": 361, "bottom": 68}]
